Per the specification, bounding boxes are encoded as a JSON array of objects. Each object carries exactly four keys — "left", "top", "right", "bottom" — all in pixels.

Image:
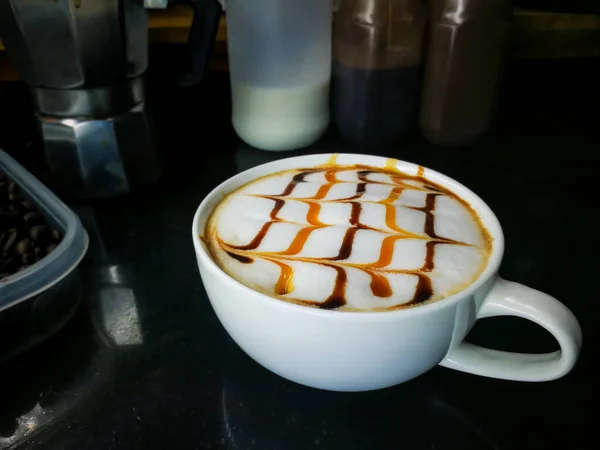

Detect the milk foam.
[{"left": 205, "top": 165, "right": 492, "bottom": 311}]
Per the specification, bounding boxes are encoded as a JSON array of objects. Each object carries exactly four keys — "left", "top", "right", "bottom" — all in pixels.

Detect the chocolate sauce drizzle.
[{"left": 219, "top": 164, "right": 471, "bottom": 310}]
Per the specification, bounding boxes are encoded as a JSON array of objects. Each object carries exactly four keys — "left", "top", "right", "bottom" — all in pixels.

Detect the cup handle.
[{"left": 440, "top": 276, "right": 583, "bottom": 381}]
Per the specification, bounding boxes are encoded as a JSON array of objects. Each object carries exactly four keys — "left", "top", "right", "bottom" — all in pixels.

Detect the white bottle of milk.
[{"left": 225, "top": 0, "right": 332, "bottom": 151}]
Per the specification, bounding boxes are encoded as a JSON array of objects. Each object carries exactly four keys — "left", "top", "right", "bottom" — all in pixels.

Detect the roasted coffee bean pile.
[{"left": 1, "top": 171, "right": 62, "bottom": 281}]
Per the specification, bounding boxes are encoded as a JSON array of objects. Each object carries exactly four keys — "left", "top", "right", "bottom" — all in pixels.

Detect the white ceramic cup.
[{"left": 192, "top": 153, "right": 583, "bottom": 392}]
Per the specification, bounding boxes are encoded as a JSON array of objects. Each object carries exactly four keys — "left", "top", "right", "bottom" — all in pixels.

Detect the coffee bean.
[
  {"left": 29, "top": 225, "right": 49, "bottom": 243},
  {"left": 15, "top": 238, "right": 31, "bottom": 255},
  {"left": 21, "top": 253, "right": 34, "bottom": 265},
  {"left": 20, "top": 200, "right": 35, "bottom": 211},
  {"left": 50, "top": 228, "right": 62, "bottom": 242},
  {"left": 23, "top": 212, "right": 44, "bottom": 225},
  {"left": 0, "top": 256, "right": 16, "bottom": 273},
  {"left": 8, "top": 201, "right": 19, "bottom": 213},
  {"left": 1, "top": 171, "right": 64, "bottom": 277},
  {"left": 7, "top": 208, "right": 20, "bottom": 223},
  {"left": 1, "top": 229, "right": 17, "bottom": 253}
]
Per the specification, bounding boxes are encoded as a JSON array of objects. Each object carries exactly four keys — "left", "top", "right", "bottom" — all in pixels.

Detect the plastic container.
[
  {"left": 0, "top": 149, "right": 89, "bottom": 361},
  {"left": 225, "top": 0, "right": 333, "bottom": 151},
  {"left": 332, "top": 0, "right": 426, "bottom": 147}
]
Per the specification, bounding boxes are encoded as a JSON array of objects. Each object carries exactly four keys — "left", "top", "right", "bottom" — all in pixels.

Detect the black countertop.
[{"left": 0, "top": 55, "right": 599, "bottom": 450}]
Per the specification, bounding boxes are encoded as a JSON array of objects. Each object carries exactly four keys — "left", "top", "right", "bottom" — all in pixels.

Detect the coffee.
[
  {"left": 332, "top": 62, "right": 421, "bottom": 146},
  {"left": 331, "top": 0, "right": 426, "bottom": 146},
  {"left": 204, "top": 159, "right": 492, "bottom": 311},
  {"left": 419, "top": 0, "right": 510, "bottom": 146}
]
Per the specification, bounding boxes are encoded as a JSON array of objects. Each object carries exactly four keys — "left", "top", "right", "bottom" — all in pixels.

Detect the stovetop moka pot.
[{"left": 0, "top": 0, "right": 222, "bottom": 198}]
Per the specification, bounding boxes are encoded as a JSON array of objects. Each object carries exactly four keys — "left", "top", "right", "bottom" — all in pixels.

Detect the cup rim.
[{"left": 192, "top": 153, "right": 504, "bottom": 320}]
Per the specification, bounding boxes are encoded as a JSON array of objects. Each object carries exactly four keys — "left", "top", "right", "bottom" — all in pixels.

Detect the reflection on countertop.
[
  {"left": 221, "top": 352, "right": 501, "bottom": 450},
  {"left": 0, "top": 305, "right": 115, "bottom": 448}
]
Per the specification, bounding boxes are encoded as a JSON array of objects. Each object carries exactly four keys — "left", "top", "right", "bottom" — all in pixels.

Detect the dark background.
[{"left": 514, "top": 0, "right": 599, "bottom": 14}]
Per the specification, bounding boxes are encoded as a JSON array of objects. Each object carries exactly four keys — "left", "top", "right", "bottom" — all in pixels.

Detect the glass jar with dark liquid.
[
  {"left": 419, "top": 0, "right": 511, "bottom": 146},
  {"left": 331, "top": 0, "right": 426, "bottom": 147}
]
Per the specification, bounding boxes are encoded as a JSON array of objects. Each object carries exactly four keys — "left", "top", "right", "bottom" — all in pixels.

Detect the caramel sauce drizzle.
[
  {"left": 225, "top": 251, "right": 254, "bottom": 264},
  {"left": 220, "top": 163, "right": 471, "bottom": 310},
  {"left": 265, "top": 258, "right": 295, "bottom": 295},
  {"left": 231, "top": 198, "right": 285, "bottom": 251},
  {"left": 281, "top": 226, "right": 318, "bottom": 255},
  {"left": 381, "top": 186, "right": 403, "bottom": 204},
  {"left": 305, "top": 203, "right": 326, "bottom": 227},
  {"left": 323, "top": 266, "right": 347, "bottom": 310}
]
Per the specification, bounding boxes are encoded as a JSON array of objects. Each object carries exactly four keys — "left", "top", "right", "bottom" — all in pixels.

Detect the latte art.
[{"left": 205, "top": 160, "right": 492, "bottom": 311}]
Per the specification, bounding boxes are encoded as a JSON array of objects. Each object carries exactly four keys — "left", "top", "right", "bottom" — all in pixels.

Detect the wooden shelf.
[
  {"left": 147, "top": 7, "right": 600, "bottom": 59},
  {"left": 511, "top": 8, "right": 600, "bottom": 58},
  {"left": 148, "top": 5, "right": 228, "bottom": 44},
  {"left": 1, "top": 7, "right": 599, "bottom": 81}
]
